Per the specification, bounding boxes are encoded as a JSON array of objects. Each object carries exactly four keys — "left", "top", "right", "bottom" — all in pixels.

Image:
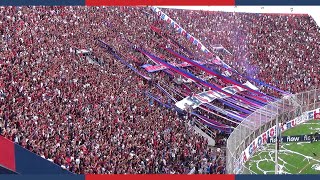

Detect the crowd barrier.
[{"left": 226, "top": 89, "right": 320, "bottom": 174}]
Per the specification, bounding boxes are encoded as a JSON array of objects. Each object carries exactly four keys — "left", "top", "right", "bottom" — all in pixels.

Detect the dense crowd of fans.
[
  {"left": 0, "top": 6, "right": 319, "bottom": 174},
  {"left": 0, "top": 6, "right": 225, "bottom": 174},
  {"left": 159, "top": 8, "right": 320, "bottom": 95}
]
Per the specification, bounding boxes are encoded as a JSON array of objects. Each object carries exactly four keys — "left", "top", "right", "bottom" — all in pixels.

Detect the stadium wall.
[
  {"left": 226, "top": 89, "right": 320, "bottom": 174},
  {"left": 0, "top": 136, "right": 72, "bottom": 175}
]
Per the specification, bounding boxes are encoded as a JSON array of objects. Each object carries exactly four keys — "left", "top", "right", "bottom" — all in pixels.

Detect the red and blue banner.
[
  {"left": 139, "top": 48, "right": 263, "bottom": 108},
  {"left": 142, "top": 60, "right": 213, "bottom": 73}
]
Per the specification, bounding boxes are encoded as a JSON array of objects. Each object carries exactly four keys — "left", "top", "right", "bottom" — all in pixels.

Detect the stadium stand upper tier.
[{"left": 0, "top": 6, "right": 319, "bottom": 174}]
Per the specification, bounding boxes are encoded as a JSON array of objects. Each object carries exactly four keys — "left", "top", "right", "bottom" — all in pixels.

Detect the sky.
[{"left": 158, "top": 6, "right": 320, "bottom": 27}]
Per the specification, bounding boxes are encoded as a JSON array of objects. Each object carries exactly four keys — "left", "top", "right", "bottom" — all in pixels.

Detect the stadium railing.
[{"left": 226, "top": 88, "right": 320, "bottom": 174}]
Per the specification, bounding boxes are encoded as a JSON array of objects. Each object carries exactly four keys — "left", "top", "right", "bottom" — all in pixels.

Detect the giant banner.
[
  {"left": 175, "top": 83, "right": 252, "bottom": 110},
  {"left": 142, "top": 60, "right": 212, "bottom": 73}
]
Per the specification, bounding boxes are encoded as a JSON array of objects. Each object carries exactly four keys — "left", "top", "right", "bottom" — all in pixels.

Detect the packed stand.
[
  {"left": 158, "top": 8, "right": 320, "bottom": 96},
  {"left": 0, "top": 6, "right": 227, "bottom": 174}
]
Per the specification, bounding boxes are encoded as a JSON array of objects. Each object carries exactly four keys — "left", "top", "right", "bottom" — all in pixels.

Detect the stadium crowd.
[
  {"left": 160, "top": 8, "right": 320, "bottom": 95},
  {"left": 0, "top": 6, "right": 319, "bottom": 174},
  {"left": 0, "top": 6, "right": 225, "bottom": 174}
]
